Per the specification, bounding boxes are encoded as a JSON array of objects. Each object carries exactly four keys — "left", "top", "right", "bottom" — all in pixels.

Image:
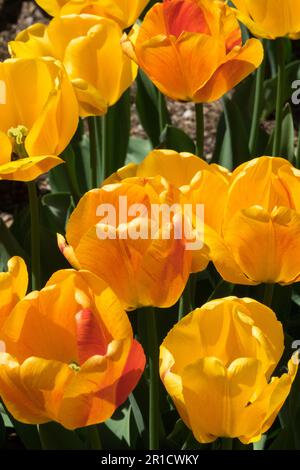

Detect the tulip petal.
[
  {"left": 0, "top": 131, "right": 12, "bottom": 165},
  {"left": 193, "top": 39, "right": 264, "bottom": 102},
  {"left": 0, "top": 155, "right": 63, "bottom": 182}
]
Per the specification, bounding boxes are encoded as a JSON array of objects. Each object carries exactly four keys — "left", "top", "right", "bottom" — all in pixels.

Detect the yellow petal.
[{"left": 0, "top": 155, "right": 63, "bottom": 182}]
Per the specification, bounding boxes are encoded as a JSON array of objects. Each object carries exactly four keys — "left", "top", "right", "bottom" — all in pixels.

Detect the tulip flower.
[
  {"left": 35, "top": 0, "right": 149, "bottom": 29},
  {"left": 0, "top": 257, "right": 28, "bottom": 333},
  {"left": 160, "top": 296, "right": 298, "bottom": 444},
  {"left": 9, "top": 15, "right": 138, "bottom": 117},
  {"left": 0, "top": 269, "right": 145, "bottom": 429},
  {"left": 58, "top": 176, "right": 206, "bottom": 310},
  {"left": 0, "top": 58, "right": 78, "bottom": 182},
  {"left": 105, "top": 149, "right": 230, "bottom": 234},
  {"left": 232, "top": 0, "right": 300, "bottom": 39},
  {"left": 122, "top": 0, "right": 263, "bottom": 102},
  {"left": 205, "top": 156, "right": 300, "bottom": 285}
]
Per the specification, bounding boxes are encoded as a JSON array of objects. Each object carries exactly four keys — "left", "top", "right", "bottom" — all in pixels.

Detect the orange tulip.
[
  {"left": 0, "top": 269, "right": 145, "bottom": 429},
  {"left": 35, "top": 0, "right": 149, "bottom": 29},
  {"left": 122, "top": 0, "right": 263, "bottom": 102},
  {"left": 58, "top": 176, "right": 204, "bottom": 310},
  {"left": 0, "top": 58, "right": 78, "bottom": 182},
  {"left": 205, "top": 156, "right": 300, "bottom": 284}
]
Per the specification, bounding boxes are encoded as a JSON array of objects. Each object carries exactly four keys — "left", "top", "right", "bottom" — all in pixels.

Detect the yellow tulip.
[
  {"left": 58, "top": 176, "right": 203, "bottom": 310},
  {"left": 35, "top": 0, "right": 149, "bottom": 29},
  {"left": 0, "top": 257, "right": 28, "bottom": 333},
  {"left": 122, "top": 0, "right": 263, "bottom": 102},
  {"left": 232, "top": 0, "right": 300, "bottom": 39},
  {"left": 0, "top": 269, "right": 145, "bottom": 429},
  {"left": 160, "top": 296, "right": 298, "bottom": 444},
  {"left": 205, "top": 156, "right": 300, "bottom": 285},
  {"left": 9, "top": 15, "right": 138, "bottom": 117},
  {"left": 0, "top": 58, "right": 78, "bottom": 182}
]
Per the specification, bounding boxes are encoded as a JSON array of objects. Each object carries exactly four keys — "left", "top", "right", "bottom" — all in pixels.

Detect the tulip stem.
[
  {"left": 221, "top": 438, "right": 233, "bottom": 450},
  {"left": 101, "top": 113, "right": 108, "bottom": 180},
  {"left": 88, "top": 116, "right": 100, "bottom": 188},
  {"left": 263, "top": 283, "right": 274, "bottom": 308},
  {"left": 249, "top": 43, "right": 266, "bottom": 156},
  {"left": 146, "top": 307, "right": 160, "bottom": 450},
  {"left": 178, "top": 274, "right": 196, "bottom": 320},
  {"left": 273, "top": 38, "right": 286, "bottom": 156},
  {"left": 195, "top": 103, "right": 204, "bottom": 157},
  {"left": 157, "top": 91, "right": 166, "bottom": 135},
  {"left": 88, "top": 425, "right": 102, "bottom": 450},
  {"left": 27, "top": 181, "right": 41, "bottom": 291}
]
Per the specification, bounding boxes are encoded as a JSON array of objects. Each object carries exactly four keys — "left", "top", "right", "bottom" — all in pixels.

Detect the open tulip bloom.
[{"left": 1, "top": 0, "right": 300, "bottom": 454}]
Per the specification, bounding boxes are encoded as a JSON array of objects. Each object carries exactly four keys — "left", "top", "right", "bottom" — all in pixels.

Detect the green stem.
[
  {"left": 272, "top": 38, "right": 286, "bottom": 156},
  {"left": 146, "top": 308, "right": 160, "bottom": 450},
  {"left": 87, "top": 116, "right": 100, "bottom": 188},
  {"left": 157, "top": 91, "right": 165, "bottom": 135},
  {"left": 263, "top": 283, "right": 274, "bottom": 308},
  {"left": 249, "top": 44, "right": 266, "bottom": 156},
  {"left": 221, "top": 438, "right": 233, "bottom": 450},
  {"left": 101, "top": 113, "right": 108, "bottom": 181},
  {"left": 88, "top": 425, "right": 102, "bottom": 450},
  {"left": 27, "top": 181, "right": 41, "bottom": 291},
  {"left": 195, "top": 103, "right": 204, "bottom": 157},
  {"left": 178, "top": 275, "right": 196, "bottom": 321}
]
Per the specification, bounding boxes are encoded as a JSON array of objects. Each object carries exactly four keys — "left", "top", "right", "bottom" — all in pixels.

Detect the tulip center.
[
  {"left": 75, "top": 308, "right": 108, "bottom": 365},
  {"left": 163, "top": 0, "right": 210, "bottom": 38},
  {"left": 69, "top": 361, "right": 81, "bottom": 372},
  {"left": 7, "top": 125, "right": 29, "bottom": 160}
]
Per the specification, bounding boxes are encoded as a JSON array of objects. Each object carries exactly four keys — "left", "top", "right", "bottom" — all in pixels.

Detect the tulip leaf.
[
  {"left": 222, "top": 95, "right": 250, "bottom": 169},
  {"left": 126, "top": 137, "right": 152, "bottom": 165},
  {"left": 136, "top": 70, "right": 170, "bottom": 147},
  {"left": 262, "top": 60, "right": 300, "bottom": 119},
  {"left": 1, "top": 402, "right": 41, "bottom": 450},
  {"left": 0, "top": 413, "right": 5, "bottom": 449},
  {"left": 103, "top": 89, "right": 131, "bottom": 177},
  {"left": 41, "top": 192, "right": 73, "bottom": 234},
  {"left": 39, "top": 422, "right": 85, "bottom": 450},
  {"left": 280, "top": 104, "right": 295, "bottom": 163},
  {"left": 159, "top": 125, "right": 196, "bottom": 153},
  {"left": 100, "top": 403, "right": 140, "bottom": 449},
  {"left": 207, "top": 279, "right": 235, "bottom": 301},
  {"left": 0, "top": 218, "right": 28, "bottom": 271},
  {"left": 268, "top": 425, "right": 296, "bottom": 450}
]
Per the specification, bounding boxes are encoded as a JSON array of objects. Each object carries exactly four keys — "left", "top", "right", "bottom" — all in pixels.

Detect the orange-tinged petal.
[{"left": 193, "top": 38, "right": 264, "bottom": 102}]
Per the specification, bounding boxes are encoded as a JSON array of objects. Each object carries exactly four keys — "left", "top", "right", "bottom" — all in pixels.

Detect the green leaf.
[
  {"left": 104, "top": 89, "right": 131, "bottom": 176},
  {"left": 39, "top": 422, "right": 84, "bottom": 450},
  {"left": 100, "top": 403, "right": 139, "bottom": 449},
  {"left": 0, "top": 413, "right": 5, "bottom": 449},
  {"left": 280, "top": 104, "right": 295, "bottom": 163},
  {"left": 1, "top": 403, "right": 41, "bottom": 450},
  {"left": 263, "top": 60, "right": 300, "bottom": 119},
  {"left": 0, "top": 218, "right": 28, "bottom": 271},
  {"left": 136, "top": 70, "right": 170, "bottom": 147},
  {"left": 41, "top": 192, "right": 72, "bottom": 234},
  {"left": 126, "top": 137, "right": 152, "bottom": 165},
  {"left": 158, "top": 125, "right": 195, "bottom": 153},
  {"left": 208, "top": 280, "right": 235, "bottom": 301}
]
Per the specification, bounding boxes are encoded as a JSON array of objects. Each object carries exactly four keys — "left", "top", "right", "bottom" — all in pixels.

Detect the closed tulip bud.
[
  {"left": 160, "top": 297, "right": 298, "bottom": 444},
  {"left": 0, "top": 58, "right": 78, "bottom": 182},
  {"left": 9, "top": 15, "right": 137, "bottom": 117},
  {"left": 0, "top": 269, "right": 145, "bottom": 429},
  {"left": 122, "top": 0, "right": 263, "bottom": 102},
  {"left": 232, "top": 0, "right": 300, "bottom": 39},
  {"left": 206, "top": 157, "right": 300, "bottom": 285},
  {"left": 35, "top": 0, "right": 149, "bottom": 29},
  {"left": 58, "top": 176, "right": 204, "bottom": 310}
]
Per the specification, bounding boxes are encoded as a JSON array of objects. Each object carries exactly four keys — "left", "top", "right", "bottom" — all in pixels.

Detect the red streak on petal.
[
  {"left": 116, "top": 340, "right": 146, "bottom": 407},
  {"left": 163, "top": 0, "right": 210, "bottom": 38},
  {"left": 75, "top": 309, "right": 107, "bottom": 365}
]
